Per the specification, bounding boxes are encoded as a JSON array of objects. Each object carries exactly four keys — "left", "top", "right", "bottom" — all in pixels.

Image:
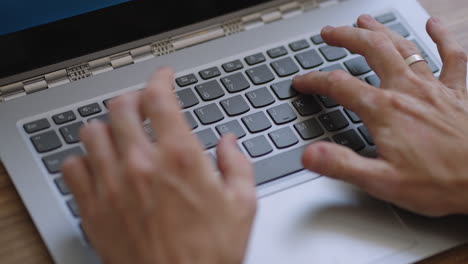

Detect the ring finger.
[{"left": 357, "top": 14, "right": 436, "bottom": 80}]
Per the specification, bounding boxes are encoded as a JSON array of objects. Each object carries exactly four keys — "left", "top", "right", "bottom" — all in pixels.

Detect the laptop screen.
[
  {"left": 0, "top": 0, "right": 131, "bottom": 36},
  {"left": 0, "top": 0, "right": 275, "bottom": 81}
]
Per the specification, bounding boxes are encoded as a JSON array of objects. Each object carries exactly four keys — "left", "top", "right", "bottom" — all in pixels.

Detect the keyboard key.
[
  {"left": 333, "top": 130, "right": 365, "bottom": 151},
  {"left": 24, "top": 118, "right": 50, "bottom": 134},
  {"left": 195, "top": 128, "right": 218, "bottom": 150},
  {"left": 221, "top": 72, "right": 250, "bottom": 93},
  {"left": 78, "top": 103, "right": 102, "bottom": 117},
  {"left": 42, "top": 147, "right": 84, "bottom": 174},
  {"left": 222, "top": 60, "right": 244, "bottom": 73},
  {"left": 294, "top": 118, "right": 324, "bottom": 140},
  {"left": 79, "top": 223, "right": 89, "bottom": 243},
  {"left": 344, "top": 109, "right": 361, "bottom": 123},
  {"left": 267, "top": 103, "right": 297, "bottom": 125},
  {"left": 425, "top": 56, "right": 440, "bottom": 73},
  {"left": 88, "top": 113, "right": 109, "bottom": 123},
  {"left": 292, "top": 96, "right": 322, "bottom": 116},
  {"left": 271, "top": 79, "right": 297, "bottom": 100},
  {"left": 375, "top": 13, "right": 397, "bottom": 24},
  {"left": 319, "top": 110, "right": 349, "bottom": 132},
  {"left": 54, "top": 177, "right": 70, "bottom": 195},
  {"left": 366, "top": 75, "right": 381, "bottom": 87},
  {"left": 246, "top": 87, "right": 275, "bottom": 108},
  {"left": 194, "top": 103, "right": 224, "bottom": 125},
  {"left": 59, "top": 121, "right": 84, "bottom": 144},
  {"left": 246, "top": 65, "right": 275, "bottom": 85},
  {"left": 295, "top": 49, "right": 324, "bottom": 69},
  {"left": 67, "top": 199, "right": 80, "bottom": 217},
  {"left": 52, "top": 111, "right": 76, "bottom": 125},
  {"left": 317, "top": 95, "right": 339, "bottom": 108},
  {"left": 319, "top": 46, "right": 348, "bottom": 61},
  {"left": 311, "top": 34, "right": 324, "bottom": 45},
  {"left": 389, "top": 23, "right": 410, "bottom": 38},
  {"left": 254, "top": 144, "right": 307, "bottom": 185},
  {"left": 358, "top": 126, "right": 375, "bottom": 145},
  {"left": 412, "top": 40, "right": 429, "bottom": 57},
  {"left": 267, "top": 46, "right": 288, "bottom": 58},
  {"left": 245, "top": 53, "right": 266, "bottom": 65},
  {"left": 220, "top": 95, "right": 250, "bottom": 116},
  {"left": 320, "top": 63, "right": 345, "bottom": 72},
  {"left": 195, "top": 80, "right": 225, "bottom": 101},
  {"left": 199, "top": 67, "right": 221, "bottom": 80},
  {"left": 176, "top": 88, "right": 199, "bottom": 109},
  {"left": 184, "top": 112, "right": 198, "bottom": 130},
  {"left": 289, "top": 39, "right": 310, "bottom": 51},
  {"left": 269, "top": 127, "right": 299, "bottom": 149},
  {"left": 31, "top": 131, "right": 62, "bottom": 153},
  {"left": 176, "top": 74, "right": 198, "bottom": 87},
  {"left": 271, "top": 57, "right": 300, "bottom": 77},
  {"left": 216, "top": 120, "right": 246, "bottom": 139},
  {"left": 242, "top": 112, "right": 272, "bottom": 133},
  {"left": 344, "top": 56, "right": 372, "bottom": 76},
  {"left": 243, "top": 135, "right": 273, "bottom": 158}
]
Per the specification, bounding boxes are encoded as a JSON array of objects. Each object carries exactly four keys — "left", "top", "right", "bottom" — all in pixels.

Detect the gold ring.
[{"left": 405, "top": 54, "right": 427, "bottom": 66}]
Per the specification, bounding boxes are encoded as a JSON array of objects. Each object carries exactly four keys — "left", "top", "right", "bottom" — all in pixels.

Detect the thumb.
[
  {"left": 302, "top": 141, "right": 396, "bottom": 196},
  {"left": 216, "top": 134, "right": 256, "bottom": 197}
]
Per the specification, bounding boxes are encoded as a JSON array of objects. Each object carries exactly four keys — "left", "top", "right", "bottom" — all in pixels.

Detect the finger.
[
  {"left": 142, "top": 67, "right": 198, "bottom": 147},
  {"left": 62, "top": 156, "right": 95, "bottom": 204},
  {"left": 302, "top": 142, "right": 398, "bottom": 199},
  {"left": 216, "top": 135, "right": 255, "bottom": 198},
  {"left": 108, "top": 91, "right": 149, "bottom": 154},
  {"left": 426, "top": 17, "right": 468, "bottom": 91},
  {"left": 320, "top": 25, "right": 408, "bottom": 80},
  {"left": 293, "top": 70, "right": 381, "bottom": 121},
  {"left": 80, "top": 121, "right": 121, "bottom": 193},
  {"left": 357, "top": 14, "right": 435, "bottom": 80}
]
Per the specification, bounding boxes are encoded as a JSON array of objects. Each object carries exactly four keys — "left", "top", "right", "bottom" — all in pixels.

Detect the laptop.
[{"left": 1, "top": 0, "right": 467, "bottom": 263}]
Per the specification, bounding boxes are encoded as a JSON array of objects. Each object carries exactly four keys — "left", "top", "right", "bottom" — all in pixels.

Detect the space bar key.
[{"left": 254, "top": 145, "right": 307, "bottom": 185}]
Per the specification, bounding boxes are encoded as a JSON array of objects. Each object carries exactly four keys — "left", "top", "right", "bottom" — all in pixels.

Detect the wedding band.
[{"left": 405, "top": 54, "right": 427, "bottom": 66}]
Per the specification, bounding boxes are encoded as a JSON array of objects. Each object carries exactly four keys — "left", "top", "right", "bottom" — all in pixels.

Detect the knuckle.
[
  {"left": 165, "top": 144, "right": 196, "bottom": 169},
  {"left": 369, "top": 32, "right": 390, "bottom": 50},
  {"left": 400, "top": 40, "right": 419, "bottom": 54},
  {"left": 125, "top": 151, "right": 154, "bottom": 178},
  {"left": 380, "top": 90, "right": 400, "bottom": 107},
  {"left": 327, "top": 70, "right": 351, "bottom": 85}
]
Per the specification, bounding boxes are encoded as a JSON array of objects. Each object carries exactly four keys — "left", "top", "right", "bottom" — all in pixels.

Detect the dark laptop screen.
[
  {"left": 0, "top": 0, "right": 131, "bottom": 36},
  {"left": 0, "top": 0, "right": 274, "bottom": 80}
]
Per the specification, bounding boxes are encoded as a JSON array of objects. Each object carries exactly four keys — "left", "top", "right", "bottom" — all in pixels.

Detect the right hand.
[{"left": 294, "top": 15, "right": 468, "bottom": 217}]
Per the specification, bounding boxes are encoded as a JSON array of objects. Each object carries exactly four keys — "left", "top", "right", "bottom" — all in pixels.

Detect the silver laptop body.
[{"left": 0, "top": 0, "right": 467, "bottom": 263}]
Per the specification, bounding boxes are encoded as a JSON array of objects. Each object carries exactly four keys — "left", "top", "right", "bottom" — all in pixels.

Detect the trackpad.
[{"left": 245, "top": 176, "right": 417, "bottom": 264}]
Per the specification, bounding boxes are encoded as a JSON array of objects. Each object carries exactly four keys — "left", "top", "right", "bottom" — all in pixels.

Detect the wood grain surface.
[{"left": 0, "top": 0, "right": 467, "bottom": 263}]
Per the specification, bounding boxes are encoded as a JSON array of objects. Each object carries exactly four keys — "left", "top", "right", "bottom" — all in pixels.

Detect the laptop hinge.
[{"left": 0, "top": 0, "right": 346, "bottom": 103}]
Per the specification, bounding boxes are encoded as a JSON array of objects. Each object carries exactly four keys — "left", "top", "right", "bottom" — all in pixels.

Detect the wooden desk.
[{"left": 1, "top": 0, "right": 467, "bottom": 263}]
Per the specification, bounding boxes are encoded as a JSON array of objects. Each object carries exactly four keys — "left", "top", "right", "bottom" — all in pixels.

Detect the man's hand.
[
  {"left": 61, "top": 68, "right": 257, "bottom": 264},
  {"left": 294, "top": 15, "right": 468, "bottom": 217}
]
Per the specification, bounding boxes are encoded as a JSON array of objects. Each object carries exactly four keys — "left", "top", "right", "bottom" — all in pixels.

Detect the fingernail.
[
  {"left": 430, "top": 17, "right": 441, "bottom": 24},
  {"left": 293, "top": 74, "right": 303, "bottom": 82},
  {"left": 322, "top": 25, "right": 335, "bottom": 34},
  {"left": 359, "top": 14, "right": 374, "bottom": 23}
]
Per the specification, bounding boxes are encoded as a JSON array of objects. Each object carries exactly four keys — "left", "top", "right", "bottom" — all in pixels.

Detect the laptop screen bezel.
[{"left": 0, "top": 0, "right": 278, "bottom": 82}]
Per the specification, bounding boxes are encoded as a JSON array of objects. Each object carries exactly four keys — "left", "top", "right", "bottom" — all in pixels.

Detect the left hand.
[{"left": 61, "top": 68, "right": 257, "bottom": 264}]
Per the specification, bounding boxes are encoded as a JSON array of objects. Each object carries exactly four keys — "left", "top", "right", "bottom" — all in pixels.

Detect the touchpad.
[{"left": 245, "top": 175, "right": 417, "bottom": 264}]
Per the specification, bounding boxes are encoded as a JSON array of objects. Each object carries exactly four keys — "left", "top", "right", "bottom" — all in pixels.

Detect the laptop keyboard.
[{"left": 19, "top": 12, "right": 440, "bottom": 241}]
